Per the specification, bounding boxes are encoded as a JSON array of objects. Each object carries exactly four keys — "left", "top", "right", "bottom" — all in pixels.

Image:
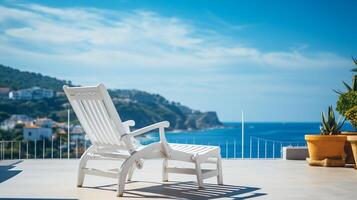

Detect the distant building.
[
  {"left": 55, "top": 122, "right": 68, "bottom": 129},
  {"left": 0, "top": 87, "right": 10, "bottom": 98},
  {"left": 9, "top": 87, "right": 54, "bottom": 100},
  {"left": 9, "top": 89, "right": 32, "bottom": 100},
  {"left": 0, "top": 114, "right": 33, "bottom": 130},
  {"left": 35, "top": 117, "right": 55, "bottom": 128},
  {"left": 70, "top": 125, "right": 85, "bottom": 140},
  {"left": 23, "top": 124, "right": 53, "bottom": 141},
  {"left": 56, "top": 91, "right": 65, "bottom": 97},
  {"left": 31, "top": 87, "right": 54, "bottom": 99}
]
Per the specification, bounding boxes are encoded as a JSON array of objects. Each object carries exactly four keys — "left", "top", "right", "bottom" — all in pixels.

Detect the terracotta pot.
[
  {"left": 342, "top": 132, "right": 357, "bottom": 164},
  {"left": 305, "top": 135, "right": 347, "bottom": 167},
  {"left": 347, "top": 136, "right": 357, "bottom": 169}
]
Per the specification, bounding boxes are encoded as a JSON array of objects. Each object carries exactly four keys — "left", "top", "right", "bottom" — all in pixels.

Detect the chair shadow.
[
  {"left": 0, "top": 160, "right": 23, "bottom": 184},
  {"left": 86, "top": 181, "right": 267, "bottom": 199}
]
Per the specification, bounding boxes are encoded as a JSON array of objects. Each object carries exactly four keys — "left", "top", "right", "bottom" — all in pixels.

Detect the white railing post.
[
  {"left": 2, "top": 141, "right": 4, "bottom": 160},
  {"left": 26, "top": 141, "right": 28, "bottom": 159},
  {"left": 273, "top": 141, "right": 275, "bottom": 159},
  {"left": 51, "top": 137, "right": 53, "bottom": 159},
  {"left": 226, "top": 141, "right": 228, "bottom": 159},
  {"left": 11, "top": 141, "right": 13, "bottom": 159},
  {"left": 60, "top": 137, "right": 62, "bottom": 159},
  {"left": 3, "top": 141, "right": 5, "bottom": 160},
  {"left": 42, "top": 139, "right": 45, "bottom": 159},
  {"left": 241, "top": 111, "right": 244, "bottom": 159},
  {"left": 34, "top": 140, "right": 37, "bottom": 159},
  {"left": 257, "top": 139, "right": 260, "bottom": 158},
  {"left": 18, "top": 141, "right": 21, "bottom": 159},
  {"left": 67, "top": 109, "right": 70, "bottom": 159},
  {"left": 76, "top": 138, "right": 78, "bottom": 159},
  {"left": 264, "top": 140, "right": 267, "bottom": 158},
  {"left": 234, "top": 140, "right": 236, "bottom": 158},
  {"left": 280, "top": 143, "right": 283, "bottom": 158},
  {"left": 249, "top": 137, "right": 252, "bottom": 158}
]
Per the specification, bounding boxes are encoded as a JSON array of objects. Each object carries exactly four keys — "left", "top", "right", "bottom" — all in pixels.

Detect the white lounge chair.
[{"left": 63, "top": 84, "right": 223, "bottom": 197}]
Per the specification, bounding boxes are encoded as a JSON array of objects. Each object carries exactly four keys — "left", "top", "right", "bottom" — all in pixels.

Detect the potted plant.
[
  {"left": 305, "top": 106, "right": 346, "bottom": 167},
  {"left": 346, "top": 106, "right": 357, "bottom": 168},
  {"left": 335, "top": 57, "right": 357, "bottom": 163},
  {"left": 335, "top": 57, "right": 357, "bottom": 133}
]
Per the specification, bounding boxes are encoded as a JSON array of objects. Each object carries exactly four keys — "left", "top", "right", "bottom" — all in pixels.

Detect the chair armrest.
[
  {"left": 129, "top": 121, "right": 170, "bottom": 137},
  {"left": 122, "top": 120, "right": 135, "bottom": 127},
  {"left": 122, "top": 120, "right": 136, "bottom": 133}
]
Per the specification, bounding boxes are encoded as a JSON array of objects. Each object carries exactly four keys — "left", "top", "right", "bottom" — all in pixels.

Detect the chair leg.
[
  {"left": 77, "top": 146, "right": 94, "bottom": 187},
  {"left": 117, "top": 157, "right": 136, "bottom": 197},
  {"left": 217, "top": 155, "right": 223, "bottom": 185},
  {"left": 195, "top": 160, "right": 204, "bottom": 188},
  {"left": 77, "top": 157, "right": 87, "bottom": 187},
  {"left": 127, "top": 165, "right": 136, "bottom": 181},
  {"left": 162, "top": 159, "right": 168, "bottom": 182}
]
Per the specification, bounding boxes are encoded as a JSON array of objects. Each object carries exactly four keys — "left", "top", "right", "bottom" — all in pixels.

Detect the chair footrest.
[
  {"left": 166, "top": 167, "right": 218, "bottom": 179},
  {"left": 82, "top": 168, "right": 119, "bottom": 179}
]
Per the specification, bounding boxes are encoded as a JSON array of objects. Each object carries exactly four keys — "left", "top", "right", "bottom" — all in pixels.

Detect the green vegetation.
[
  {"left": 0, "top": 112, "right": 10, "bottom": 122},
  {"left": 0, "top": 64, "right": 222, "bottom": 133},
  {"left": 0, "top": 97, "right": 74, "bottom": 122},
  {"left": 334, "top": 57, "right": 357, "bottom": 130},
  {"left": 320, "top": 106, "right": 345, "bottom": 135},
  {"left": 336, "top": 91, "right": 357, "bottom": 116},
  {"left": 0, "top": 64, "right": 72, "bottom": 91},
  {"left": 0, "top": 124, "right": 23, "bottom": 140},
  {"left": 333, "top": 75, "right": 357, "bottom": 95},
  {"left": 345, "top": 106, "right": 357, "bottom": 130},
  {"left": 111, "top": 89, "right": 222, "bottom": 129}
]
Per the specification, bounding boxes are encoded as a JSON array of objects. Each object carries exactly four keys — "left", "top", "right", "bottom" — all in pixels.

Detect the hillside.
[
  {"left": 0, "top": 65, "right": 222, "bottom": 130},
  {"left": 0, "top": 64, "right": 72, "bottom": 91}
]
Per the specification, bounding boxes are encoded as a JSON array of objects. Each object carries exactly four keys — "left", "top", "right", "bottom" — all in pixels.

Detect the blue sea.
[{"left": 140, "top": 122, "right": 355, "bottom": 159}]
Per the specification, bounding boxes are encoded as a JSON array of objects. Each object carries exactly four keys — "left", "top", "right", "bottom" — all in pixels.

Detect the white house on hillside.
[
  {"left": 70, "top": 125, "right": 85, "bottom": 140},
  {"left": 0, "top": 114, "right": 33, "bottom": 130},
  {"left": 23, "top": 124, "right": 53, "bottom": 141},
  {"left": 35, "top": 117, "right": 55, "bottom": 128},
  {"left": 9, "top": 89, "right": 32, "bottom": 100},
  {"left": 31, "top": 87, "right": 54, "bottom": 99},
  {"left": 9, "top": 87, "right": 54, "bottom": 100}
]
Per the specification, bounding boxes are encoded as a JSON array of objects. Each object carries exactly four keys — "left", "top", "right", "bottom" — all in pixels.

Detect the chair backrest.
[{"left": 63, "top": 84, "right": 128, "bottom": 147}]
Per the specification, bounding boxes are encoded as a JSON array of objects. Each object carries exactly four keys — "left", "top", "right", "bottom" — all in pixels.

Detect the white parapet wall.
[{"left": 282, "top": 146, "right": 309, "bottom": 160}]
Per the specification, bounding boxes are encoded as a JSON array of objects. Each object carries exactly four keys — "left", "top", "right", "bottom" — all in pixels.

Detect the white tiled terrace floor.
[{"left": 0, "top": 159, "right": 357, "bottom": 200}]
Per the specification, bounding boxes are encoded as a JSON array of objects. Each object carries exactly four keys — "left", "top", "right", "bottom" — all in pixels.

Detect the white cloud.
[
  {"left": 0, "top": 3, "right": 349, "bottom": 70},
  {"left": 0, "top": 3, "right": 352, "bottom": 121}
]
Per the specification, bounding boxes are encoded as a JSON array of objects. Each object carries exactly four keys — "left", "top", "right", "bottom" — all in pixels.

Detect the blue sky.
[{"left": 0, "top": 0, "right": 356, "bottom": 122}]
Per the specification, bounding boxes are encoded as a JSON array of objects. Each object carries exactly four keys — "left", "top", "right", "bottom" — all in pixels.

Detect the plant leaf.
[
  {"left": 352, "top": 56, "right": 357, "bottom": 71},
  {"left": 342, "top": 81, "right": 352, "bottom": 91},
  {"left": 337, "top": 116, "right": 346, "bottom": 131},
  {"left": 353, "top": 75, "right": 357, "bottom": 91},
  {"left": 333, "top": 89, "right": 344, "bottom": 95}
]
